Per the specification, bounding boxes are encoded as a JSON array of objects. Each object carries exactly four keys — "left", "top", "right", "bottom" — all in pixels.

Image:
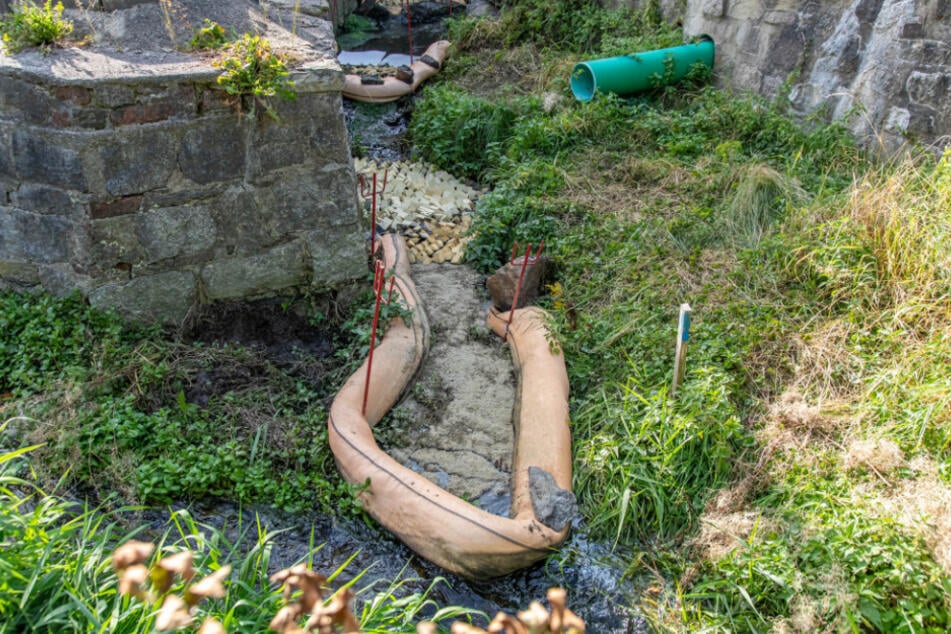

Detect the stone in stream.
[
  {"left": 486, "top": 255, "right": 552, "bottom": 311},
  {"left": 529, "top": 466, "right": 578, "bottom": 531}
]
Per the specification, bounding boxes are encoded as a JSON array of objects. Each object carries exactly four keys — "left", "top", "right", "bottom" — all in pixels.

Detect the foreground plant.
[
  {"left": 436, "top": 588, "right": 585, "bottom": 633},
  {"left": 215, "top": 33, "right": 296, "bottom": 119},
  {"left": 0, "top": 0, "right": 73, "bottom": 53},
  {"left": 113, "top": 541, "right": 230, "bottom": 632}
]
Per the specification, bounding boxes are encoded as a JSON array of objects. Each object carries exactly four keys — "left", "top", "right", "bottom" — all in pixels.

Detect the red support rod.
[
  {"left": 405, "top": 0, "right": 414, "bottom": 65},
  {"left": 505, "top": 244, "right": 533, "bottom": 341},
  {"left": 362, "top": 261, "right": 386, "bottom": 416},
  {"left": 370, "top": 173, "right": 378, "bottom": 258},
  {"left": 359, "top": 169, "right": 389, "bottom": 263}
]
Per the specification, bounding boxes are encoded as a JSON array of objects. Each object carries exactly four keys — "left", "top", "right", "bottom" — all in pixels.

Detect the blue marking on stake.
[{"left": 681, "top": 310, "right": 691, "bottom": 342}]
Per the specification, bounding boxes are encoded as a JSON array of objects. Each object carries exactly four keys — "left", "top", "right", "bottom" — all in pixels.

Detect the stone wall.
[
  {"left": 0, "top": 1, "right": 365, "bottom": 323},
  {"left": 683, "top": 0, "right": 950, "bottom": 152},
  {"left": 601, "top": 0, "right": 687, "bottom": 23}
]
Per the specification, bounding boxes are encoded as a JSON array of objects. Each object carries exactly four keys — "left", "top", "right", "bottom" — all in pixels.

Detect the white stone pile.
[{"left": 354, "top": 158, "right": 481, "bottom": 264}]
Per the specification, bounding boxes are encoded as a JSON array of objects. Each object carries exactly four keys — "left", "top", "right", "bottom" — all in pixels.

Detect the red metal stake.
[
  {"left": 363, "top": 260, "right": 386, "bottom": 416},
  {"left": 505, "top": 244, "right": 533, "bottom": 341},
  {"left": 359, "top": 169, "right": 389, "bottom": 262},
  {"left": 405, "top": 0, "right": 414, "bottom": 65}
]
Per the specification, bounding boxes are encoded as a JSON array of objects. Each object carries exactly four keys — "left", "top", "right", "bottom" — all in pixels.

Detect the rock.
[
  {"left": 529, "top": 466, "right": 578, "bottom": 531},
  {"left": 88, "top": 270, "right": 197, "bottom": 324},
  {"left": 683, "top": 0, "right": 951, "bottom": 152},
  {"left": 486, "top": 255, "right": 552, "bottom": 311}
]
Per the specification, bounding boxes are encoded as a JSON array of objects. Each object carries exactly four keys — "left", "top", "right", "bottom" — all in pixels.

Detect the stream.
[{"left": 149, "top": 4, "right": 646, "bottom": 631}]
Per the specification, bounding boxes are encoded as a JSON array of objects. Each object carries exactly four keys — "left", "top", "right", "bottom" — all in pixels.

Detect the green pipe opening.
[{"left": 570, "top": 36, "right": 715, "bottom": 102}]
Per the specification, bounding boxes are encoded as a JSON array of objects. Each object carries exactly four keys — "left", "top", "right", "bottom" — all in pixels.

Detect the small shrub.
[
  {"left": 0, "top": 0, "right": 72, "bottom": 53},
  {"left": 190, "top": 18, "right": 229, "bottom": 51},
  {"left": 411, "top": 84, "right": 524, "bottom": 181},
  {"left": 215, "top": 34, "right": 296, "bottom": 118},
  {"left": 721, "top": 164, "right": 804, "bottom": 250}
]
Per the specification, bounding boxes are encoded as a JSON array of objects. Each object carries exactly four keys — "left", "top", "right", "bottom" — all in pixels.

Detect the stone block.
[
  {"left": 98, "top": 0, "right": 158, "bottom": 11},
  {"left": 906, "top": 71, "right": 949, "bottom": 109},
  {"left": 304, "top": 228, "right": 365, "bottom": 286},
  {"left": 90, "top": 194, "right": 144, "bottom": 219},
  {"left": 51, "top": 106, "right": 110, "bottom": 129},
  {"left": 0, "top": 260, "right": 41, "bottom": 286},
  {"left": 209, "top": 184, "right": 283, "bottom": 252},
  {"left": 309, "top": 109, "right": 351, "bottom": 163},
  {"left": 198, "top": 86, "right": 235, "bottom": 115},
  {"left": 201, "top": 240, "right": 307, "bottom": 300},
  {"left": 701, "top": 0, "right": 725, "bottom": 18},
  {"left": 900, "top": 18, "right": 924, "bottom": 39},
  {"left": 111, "top": 101, "right": 184, "bottom": 126},
  {"left": 37, "top": 263, "right": 93, "bottom": 297},
  {"left": 52, "top": 85, "right": 93, "bottom": 105},
  {"left": 88, "top": 214, "right": 146, "bottom": 271},
  {"left": 248, "top": 122, "right": 312, "bottom": 179},
  {"left": 12, "top": 130, "right": 87, "bottom": 190},
  {"left": 144, "top": 184, "right": 226, "bottom": 209},
  {"left": 884, "top": 106, "right": 911, "bottom": 134},
  {"left": 137, "top": 204, "right": 217, "bottom": 262},
  {"left": 178, "top": 118, "right": 247, "bottom": 185},
  {"left": 764, "top": 10, "right": 797, "bottom": 26},
  {"left": 264, "top": 0, "right": 327, "bottom": 16},
  {"left": 98, "top": 127, "right": 177, "bottom": 196},
  {"left": 91, "top": 84, "right": 137, "bottom": 108},
  {"left": 0, "top": 77, "right": 51, "bottom": 124},
  {"left": 10, "top": 183, "right": 79, "bottom": 215},
  {"left": 88, "top": 270, "right": 197, "bottom": 324},
  {"left": 0, "top": 127, "right": 11, "bottom": 177},
  {"left": 264, "top": 166, "right": 359, "bottom": 232},
  {"left": 0, "top": 208, "right": 72, "bottom": 263}
]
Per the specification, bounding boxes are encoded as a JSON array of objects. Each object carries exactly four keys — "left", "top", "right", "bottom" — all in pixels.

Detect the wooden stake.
[{"left": 671, "top": 302, "right": 691, "bottom": 398}]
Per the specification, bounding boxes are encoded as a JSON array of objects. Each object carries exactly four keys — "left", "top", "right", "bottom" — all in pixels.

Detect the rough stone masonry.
[{"left": 0, "top": 0, "right": 364, "bottom": 323}]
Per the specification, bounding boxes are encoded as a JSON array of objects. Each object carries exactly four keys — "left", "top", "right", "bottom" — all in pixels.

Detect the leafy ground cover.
[
  {"left": 408, "top": 1, "right": 951, "bottom": 629},
  {"left": 0, "top": 291, "right": 370, "bottom": 515}
]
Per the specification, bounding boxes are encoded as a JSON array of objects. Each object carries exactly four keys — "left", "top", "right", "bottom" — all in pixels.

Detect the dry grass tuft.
[
  {"left": 870, "top": 456, "right": 951, "bottom": 575},
  {"left": 788, "top": 321, "right": 865, "bottom": 400},
  {"left": 841, "top": 438, "right": 904, "bottom": 474},
  {"left": 690, "top": 511, "right": 773, "bottom": 561}
]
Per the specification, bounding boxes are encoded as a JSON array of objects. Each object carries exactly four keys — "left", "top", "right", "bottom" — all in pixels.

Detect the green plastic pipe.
[{"left": 570, "top": 36, "right": 714, "bottom": 102}]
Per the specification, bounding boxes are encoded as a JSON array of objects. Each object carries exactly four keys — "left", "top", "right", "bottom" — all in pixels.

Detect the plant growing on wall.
[
  {"left": 189, "top": 18, "right": 229, "bottom": 51},
  {"left": 214, "top": 33, "right": 296, "bottom": 119},
  {"left": 0, "top": 0, "right": 73, "bottom": 53}
]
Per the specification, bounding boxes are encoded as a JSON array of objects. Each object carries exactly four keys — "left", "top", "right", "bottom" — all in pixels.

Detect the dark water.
[{"left": 141, "top": 501, "right": 645, "bottom": 631}]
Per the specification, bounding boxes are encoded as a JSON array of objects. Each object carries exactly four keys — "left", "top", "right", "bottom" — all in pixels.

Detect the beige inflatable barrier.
[
  {"left": 327, "top": 234, "right": 575, "bottom": 579},
  {"left": 342, "top": 41, "right": 451, "bottom": 104}
]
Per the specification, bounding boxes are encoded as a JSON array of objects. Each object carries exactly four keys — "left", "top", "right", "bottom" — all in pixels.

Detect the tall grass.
[
  {"left": 0, "top": 428, "right": 478, "bottom": 633},
  {"left": 574, "top": 370, "right": 748, "bottom": 546}
]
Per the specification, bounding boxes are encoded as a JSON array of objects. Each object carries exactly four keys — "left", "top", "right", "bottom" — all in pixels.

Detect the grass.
[
  {"left": 0, "top": 291, "right": 371, "bottom": 515},
  {"left": 0, "top": 429, "right": 480, "bottom": 632},
  {"left": 411, "top": 3, "right": 951, "bottom": 628}
]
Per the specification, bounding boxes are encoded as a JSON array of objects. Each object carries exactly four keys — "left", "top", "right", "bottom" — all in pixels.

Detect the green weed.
[
  {"left": 215, "top": 34, "right": 296, "bottom": 119},
  {"left": 0, "top": 434, "right": 478, "bottom": 632},
  {"left": 189, "top": 18, "right": 229, "bottom": 50},
  {"left": 0, "top": 0, "right": 72, "bottom": 53}
]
